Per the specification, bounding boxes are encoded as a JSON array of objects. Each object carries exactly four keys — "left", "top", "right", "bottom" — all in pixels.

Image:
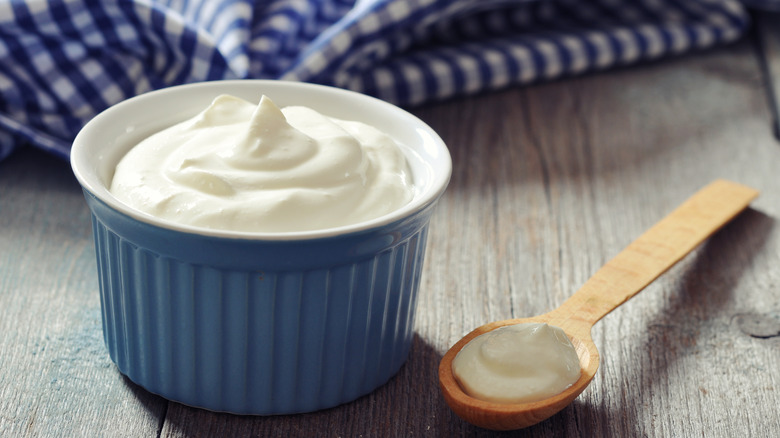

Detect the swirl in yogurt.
[
  {"left": 452, "top": 323, "right": 581, "bottom": 404},
  {"left": 110, "top": 95, "right": 414, "bottom": 233}
]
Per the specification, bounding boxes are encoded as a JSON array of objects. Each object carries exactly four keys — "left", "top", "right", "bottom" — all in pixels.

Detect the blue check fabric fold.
[{"left": 0, "top": 0, "right": 774, "bottom": 161}]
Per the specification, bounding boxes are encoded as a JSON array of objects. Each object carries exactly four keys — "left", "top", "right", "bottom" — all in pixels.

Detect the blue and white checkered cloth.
[{"left": 0, "top": 0, "right": 777, "bottom": 161}]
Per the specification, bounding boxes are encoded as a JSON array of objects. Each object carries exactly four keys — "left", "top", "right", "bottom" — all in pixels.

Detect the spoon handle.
[{"left": 552, "top": 179, "right": 758, "bottom": 330}]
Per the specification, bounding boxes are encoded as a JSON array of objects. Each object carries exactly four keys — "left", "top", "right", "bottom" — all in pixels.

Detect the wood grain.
[{"left": 2, "top": 37, "right": 780, "bottom": 437}]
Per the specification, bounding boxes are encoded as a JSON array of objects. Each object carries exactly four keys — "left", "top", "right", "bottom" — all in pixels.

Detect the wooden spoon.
[{"left": 439, "top": 179, "right": 759, "bottom": 431}]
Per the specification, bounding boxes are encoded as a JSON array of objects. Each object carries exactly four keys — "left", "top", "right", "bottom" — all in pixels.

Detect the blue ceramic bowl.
[{"left": 70, "top": 80, "right": 451, "bottom": 414}]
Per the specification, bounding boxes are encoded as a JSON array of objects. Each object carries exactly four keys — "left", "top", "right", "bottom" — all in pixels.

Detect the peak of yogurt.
[{"left": 110, "top": 94, "right": 414, "bottom": 233}]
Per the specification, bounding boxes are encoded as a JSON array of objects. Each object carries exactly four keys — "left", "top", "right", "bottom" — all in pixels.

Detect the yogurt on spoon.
[{"left": 451, "top": 322, "right": 581, "bottom": 404}]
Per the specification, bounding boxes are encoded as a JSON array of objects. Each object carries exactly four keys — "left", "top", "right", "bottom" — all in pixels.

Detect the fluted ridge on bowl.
[{"left": 90, "top": 213, "right": 429, "bottom": 414}]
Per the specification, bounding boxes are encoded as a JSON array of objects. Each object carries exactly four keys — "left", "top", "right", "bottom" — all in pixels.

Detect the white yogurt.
[
  {"left": 451, "top": 323, "right": 581, "bottom": 404},
  {"left": 110, "top": 94, "right": 414, "bottom": 233}
]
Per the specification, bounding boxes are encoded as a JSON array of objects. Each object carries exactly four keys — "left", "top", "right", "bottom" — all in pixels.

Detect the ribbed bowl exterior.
[
  {"left": 71, "top": 80, "right": 451, "bottom": 415},
  {"left": 85, "top": 191, "right": 434, "bottom": 415}
]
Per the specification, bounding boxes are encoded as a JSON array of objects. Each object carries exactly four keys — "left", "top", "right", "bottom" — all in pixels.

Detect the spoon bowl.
[
  {"left": 439, "top": 315, "right": 600, "bottom": 431},
  {"left": 439, "top": 180, "right": 759, "bottom": 431}
]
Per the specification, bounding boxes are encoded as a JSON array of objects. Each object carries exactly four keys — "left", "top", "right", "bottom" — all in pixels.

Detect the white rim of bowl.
[{"left": 71, "top": 80, "right": 452, "bottom": 241}]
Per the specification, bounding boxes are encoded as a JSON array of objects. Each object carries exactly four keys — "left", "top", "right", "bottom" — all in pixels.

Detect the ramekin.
[{"left": 70, "top": 80, "right": 451, "bottom": 414}]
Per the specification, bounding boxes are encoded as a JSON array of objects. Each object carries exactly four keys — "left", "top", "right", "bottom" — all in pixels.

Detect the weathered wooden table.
[{"left": 2, "top": 21, "right": 780, "bottom": 438}]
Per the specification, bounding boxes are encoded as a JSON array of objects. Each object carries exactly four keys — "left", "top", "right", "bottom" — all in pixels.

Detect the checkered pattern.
[{"left": 0, "top": 0, "right": 773, "bottom": 161}]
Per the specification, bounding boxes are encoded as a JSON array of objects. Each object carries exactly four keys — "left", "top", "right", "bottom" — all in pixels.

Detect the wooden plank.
[
  {"left": 161, "top": 39, "right": 779, "bottom": 436},
  {"left": 0, "top": 149, "right": 166, "bottom": 437},
  {"left": 415, "top": 39, "right": 780, "bottom": 437},
  {"left": 1, "top": 37, "right": 779, "bottom": 437}
]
